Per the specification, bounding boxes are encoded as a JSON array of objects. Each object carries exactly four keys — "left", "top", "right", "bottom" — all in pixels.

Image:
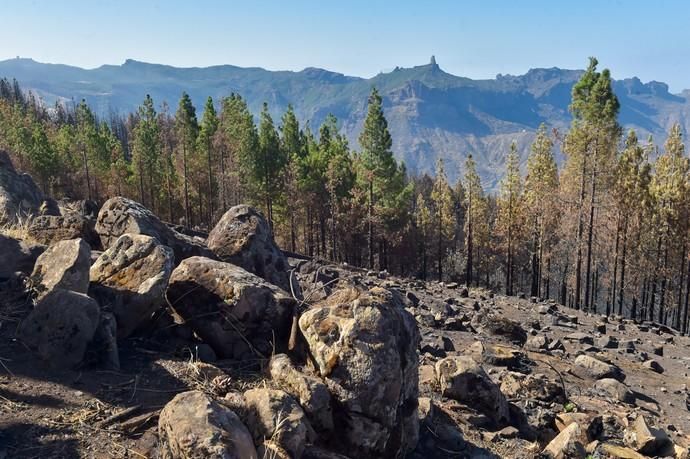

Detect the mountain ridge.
[{"left": 1, "top": 57, "right": 689, "bottom": 188}]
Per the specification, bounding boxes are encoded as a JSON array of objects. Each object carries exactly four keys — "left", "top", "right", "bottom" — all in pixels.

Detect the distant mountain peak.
[{"left": 430, "top": 55, "right": 437, "bottom": 66}]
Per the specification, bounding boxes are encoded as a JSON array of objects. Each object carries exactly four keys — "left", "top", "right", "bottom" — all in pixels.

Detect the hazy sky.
[{"left": 2, "top": 0, "right": 689, "bottom": 91}]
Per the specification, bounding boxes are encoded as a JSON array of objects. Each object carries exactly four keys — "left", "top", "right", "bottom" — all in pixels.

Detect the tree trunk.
[
  {"left": 183, "top": 142, "right": 190, "bottom": 226},
  {"left": 574, "top": 153, "right": 588, "bottom": 310},
  {"left": 368, "top": 179, "right": 374, "bottom": 269},
  {"left": 618, "top": 216, "right": 628, "bottom": 315},
  {"left": 584, "top": 162, "right": 597, "bottom": 312}
]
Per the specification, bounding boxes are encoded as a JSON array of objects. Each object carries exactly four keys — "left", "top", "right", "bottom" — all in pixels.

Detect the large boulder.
[
  {"left": 298, "top": 287, "right": 420, "bottom": 457},
  {"left": 165, "top": 256, "right": 295, "bottom": 360},
  {"left": 28, "top": 213, "right": 99, "bottom": 247},
  {"left": 89, "top": 234, "right": 174, "bottom": 337},
  {"left": 0, "top": 234, "right": 44, "bottom": 279},
  {"left": 0, "top": 150, "right": 44, "bottom": 224},
  {"left": 158, "top": 390, "right": 257, "bottom": 459},
  {"left": 95, "top": 197, "right": 211, "bottom": 263},
  {"left": 30, "top": 238, "right": 91, "bottom": 298},
  {"left": 18, "top": 289, "right": 100, "bottom": 368},
  {"left": 435, "top": 355, "right": 511, "bottom": 425},
  {"left": 244, "top": 388, "right": 313, "bottom": 459},
  {"left": 269, "top": 354, "right": 334, "bottom": 432},
  {"left": 207, "top": 205, "right": 293, "bottom": 292}
]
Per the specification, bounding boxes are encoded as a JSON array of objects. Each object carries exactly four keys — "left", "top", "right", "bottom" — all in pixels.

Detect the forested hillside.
[
  {"left": 2, "top": 57, "right": 690, "bottom": 334},
  {"left": 2, "top": 56, "right": 690, "bottom": 188}
]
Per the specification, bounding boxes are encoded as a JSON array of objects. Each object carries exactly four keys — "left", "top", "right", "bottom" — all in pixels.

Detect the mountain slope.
[{"left": 1, "top": 57, "right": 688, "bottom": 188}]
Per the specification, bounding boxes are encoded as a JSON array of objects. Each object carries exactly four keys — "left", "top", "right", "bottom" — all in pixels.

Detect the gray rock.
[
  {"left": 0, "top": 150, "right": 44, "bottom": 224},
  {"left": 0, "top": 234, "right": 44, "bottom": 279},
  {"left": 643, "top": 359, "right": 664, "bottom": 374},
  {"left": 299, "top": 287, "right": 420, "bottom": 457},
  {"left": 158, "top": 390, "right": 257, "bottom": 459},
  {"left": 594, "top": 378, "right": 634, "bottom": 404},
  {"left": 166, "top": 256, "right": 295, "bottom": 360},
  {"left": 89, "top": 234, "right": 174, "bottom": 337},
  {"left": 572, "top": 355, "right": 625, "bottom": 381},
  {"left": 27, "top": 213, "right": 99, "bottom": 247},
  {"left": 435, "top": 355, "right": 510, "bottom": 425},
  {"left": 244, "top": 388, "right": 313, "bottom": 458},
  {"left": 30, "top": 238, "right": 91, "bottom": 298},
  {"left": 207, "top": 205, "right": 294, "bottom": 292},
  {"left": 19, "top": 289, "right": 100, "bottom": 368},
  {"left": 269, "top": 354, "right": 333, "bottom": 432},
  {"left": 96, "top": 197, "right": 211, "bottom": 264}
]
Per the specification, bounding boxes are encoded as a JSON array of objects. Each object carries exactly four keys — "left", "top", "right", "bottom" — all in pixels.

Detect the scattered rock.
[
  {"left": 96, "top": 197, "right": 211, "bottom": 263},
  {"left": 0, "top": 233, "right": 44, "bottom": 279},
  {"left": 643, "top": 359, "right": 664, "bottom": 374},
  {"left": 89, "top": 233, "right": 174, "bottom": 337},
  {"left": 572, "top": 355, "right": 625, "bottom": 381},
  {"left": 0, "top": 150, "right": 44, "bottom": 224},
  {"left": 19, "top": 289, "right": 100, "bottom": 368},
  {"left": 244, "top": 388, "right": 312, "bottom": 458},
  {"left": 471, "top": 308, "right": 527, "bottom": 345},
  {"left": 30, "top": 238, "right": 91, "bottom": 298},
  {"left": 624, "top": 415, "right": 673, "bottom": 456},
  {"left": 166, "top": 256, "right": 295, "bottom": 360},
  {"left": 158, "top": 390, "right": 257, "bottom": 459},
  {"left": 268, "top": 354, "right": 333, "bottom": 432},
  {"left": 542, "top": 422, "right": 586, "bottom": 458},
  {"left": 27, "top": 213, "right": 99, "bottom": 247},
  {"left": 298, "top": 287, "right": 420, "bottom": 457},
  {"left": 435, "top": 355, "right": 510, "bottom": 425},
  {"left": 594, "top": 378, "right": 635, "bottom": 404},
  {"left": 207, "top": 205, "right": 293, "bottom": 292}
]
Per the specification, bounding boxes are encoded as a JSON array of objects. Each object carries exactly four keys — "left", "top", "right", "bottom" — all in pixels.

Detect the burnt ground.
[{"left": 1, "top": 267, "right": 689, "bottom": 458}]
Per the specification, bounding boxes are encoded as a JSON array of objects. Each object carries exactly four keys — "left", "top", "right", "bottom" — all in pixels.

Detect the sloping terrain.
[{"left": 2, "top": 57, "right": 689, "bottom": 188}]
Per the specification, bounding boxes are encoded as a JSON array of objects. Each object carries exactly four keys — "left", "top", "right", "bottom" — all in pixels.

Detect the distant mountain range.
[{"left": 2, "top": 56, "right": 689, "bottom": 189}]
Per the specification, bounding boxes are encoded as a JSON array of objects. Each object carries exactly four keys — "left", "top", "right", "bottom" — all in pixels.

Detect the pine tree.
[
  {"left": 524, "top": 125, "right": 559, "bottom": 298},
  {"left": 175, "top": 92, "right": 198, "bottom": 226},
  {"left": 358, "top": 87, "right": 398, "bottom": 268},
  {"left": 198, "top": 96, "right": 219, "bottom": 226},
  {"left": 249, "top": 102, "right": 285, "bottom": 231},
  {"left": 649, "top": 124, "right": 689, "bottom": 324},
  {"left": 217, "top": 94, "right": 258, "bottom": 209},
  {"left": 131, "top": 95, "right": 162, "bottom": 210},
  {"left": 280, "top": 105, "right": 303, "bottom": 252},
  {"left": 562, "top": 57, "right": 621, "bottom": 311},
  {"left": 496, "top": 141, "right": 523, "bottom": 295},
  {"left": 430, "top": 158, "right": 456, "bottom": 280},
  {"left": 464, "top": 155, "right": 488, "bottom": 285},
  {"left": 612, "top": 130, "right": 651, "bottom": 317},
  {"left": 415, "top": 192, "right": 432, "bottom": 279}
]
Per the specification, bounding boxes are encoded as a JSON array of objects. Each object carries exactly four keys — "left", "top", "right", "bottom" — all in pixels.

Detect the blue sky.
[{"left": 2, "top": 0, "right": 689, "bottom": 91}]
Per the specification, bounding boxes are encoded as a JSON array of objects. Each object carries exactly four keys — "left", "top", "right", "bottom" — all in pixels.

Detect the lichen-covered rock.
[
  {"left": 19, "top": 289, "right": 100, "bottom": 368},
  {"left": 28, "top": 213, "right": 99, "bottom": 247},
  {"left": 435, "top": 356, "right": 511, "bottom": 425},
  {"left": 95, "top": 197, "right": 211, "bottom": 263},
  {"left": 269, "top": 354, "right": 333, "bottom": 432},
  {"left": 158, "top": 390, "right": 257, "bottom": 459},
  {"left": 0, "top": 234, "right": 44, "bottom": 279},
  {"left": 0, "top": 150, "right": 44, "bottom": 224},
  {"left": 89, "top": 234, "right": 174, "bottom": 337},
  {"left": 30, "top": 238, "right": 91, "bottom": 298},
  {"left": 165, "top": 256, "right": 295, "bottom": 359},
  {"left": 244, "top": 388, "right": 313, "bottom": 458},
  {"left": 298, "top": 287, "right": 420, "bottom": 457},
  {"left": 207, "top": 205, "right": 293, "bottom": 292}
]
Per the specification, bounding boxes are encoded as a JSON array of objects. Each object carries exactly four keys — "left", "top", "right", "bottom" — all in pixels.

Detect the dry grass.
[{"left": 0, "top": 212, "right": 36, "bottom": 243}]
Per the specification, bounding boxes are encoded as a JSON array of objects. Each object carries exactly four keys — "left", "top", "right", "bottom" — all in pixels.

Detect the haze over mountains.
[{"left": 1, "top": 56, "right": 689, "bottom": 188}]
